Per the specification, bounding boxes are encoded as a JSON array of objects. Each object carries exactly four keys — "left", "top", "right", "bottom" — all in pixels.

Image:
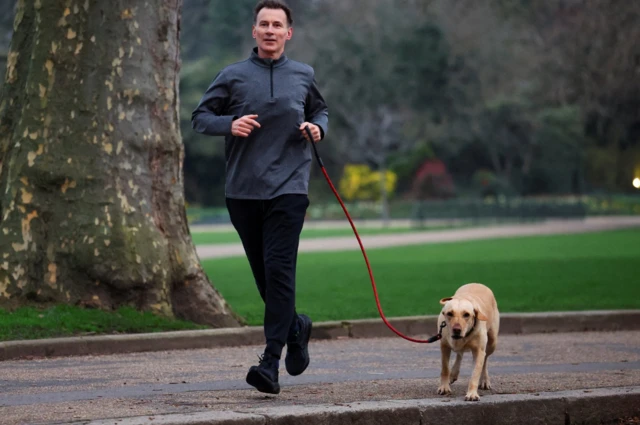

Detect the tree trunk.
[
  {"left": 0, "top": 51, "right": 6, "bottom": 91},
  {"left": 0, "top": 0, "right": 240, "bottom": 327}
]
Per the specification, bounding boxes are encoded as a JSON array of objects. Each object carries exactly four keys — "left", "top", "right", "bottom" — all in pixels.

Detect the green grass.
[
  {"left": 203, "top": 229, "right": 640, "bottom": 325},
  {"left": 2, "top": 229, "right": 638, "bottom": 341},
  {"left": 190, "top": 224, "right": 465, "bottom": 245},
  {"left": 0, "top": 305, "right": 208, "bottom": 341}
]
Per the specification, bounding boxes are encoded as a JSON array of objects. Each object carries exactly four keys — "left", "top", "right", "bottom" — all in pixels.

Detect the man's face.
[{"left": 253, "top": 8, "right": 292, "bottom": 58}]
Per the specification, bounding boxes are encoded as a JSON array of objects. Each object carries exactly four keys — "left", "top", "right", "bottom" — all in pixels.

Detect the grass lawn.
[
  {"left": 190, "top": 224, "right": 467, "bottom": 245},
  {"left": 203, "top": 229, "right": 640, "bottom": 325},
  {"left": 1, "top": 228, "right": 637, "bottom": 341},
  {"left": 0, "top": 305, "right": 208, "bottom": 342}
]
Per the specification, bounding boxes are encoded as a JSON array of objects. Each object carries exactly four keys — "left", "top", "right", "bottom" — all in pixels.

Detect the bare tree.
[
  {"left": 554, "top": 0, "right": 640, "bottom": 189},
  {"left": 293, "top": 0, "right": 443, "bottom": 223},
  {"left": 483, "top": 0, "right": 640, "bottom": 189},
  {"left": 429, "top": 0, "right": 544, "bottom": 178}
]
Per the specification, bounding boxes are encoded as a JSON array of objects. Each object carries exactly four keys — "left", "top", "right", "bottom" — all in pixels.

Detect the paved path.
[
  {"left": 195, "top": 216, "right": 640, "bottom": 259},
  {"left": 0, "top": 331, "right": 638, "bottom": 424}
]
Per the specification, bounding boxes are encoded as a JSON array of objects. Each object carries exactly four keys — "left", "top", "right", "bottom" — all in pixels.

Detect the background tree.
[
  {"left": 427, "top": 0, "right": 591, "bottom": 196},
  {"left": 488, "top": 0, "right": 640, "bottom": 191},
  {"left": 0, "top": 0, "right": 240, "bottom": 327},
  {"left": 555, "top": 0, "right": 640, "bottom": 191},
  {"left": 5, "top": 0, "right": 635, "bottom": 221},
  {"left": 0, "top": 0, "right": 15, "bottom": 86},
  {"left": 293, "top": 0, "right": 448, "bottom": 221}
]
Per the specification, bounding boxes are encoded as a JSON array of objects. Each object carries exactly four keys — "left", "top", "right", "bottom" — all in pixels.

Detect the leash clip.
[{"left": 426, "top": 321, "right": 447, "bottom": 343}]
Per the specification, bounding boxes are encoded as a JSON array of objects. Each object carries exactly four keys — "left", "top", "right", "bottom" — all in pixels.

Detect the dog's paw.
[
  {"left": 449, "top": 374, "right": 458, "bottom": 384},
  {"left": 479, "top": 380, "right": 491, "bottom": 390},
  {"left": 464, "top": 391, "right": 480, "bottom": 401},
  {"left": 437, "top": 385, "right": 452, "bottom": 395}
]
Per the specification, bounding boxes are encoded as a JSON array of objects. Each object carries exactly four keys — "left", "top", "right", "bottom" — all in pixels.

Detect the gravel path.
[{"left": 195, "top": 216, "right": 640, "bottom": 259}]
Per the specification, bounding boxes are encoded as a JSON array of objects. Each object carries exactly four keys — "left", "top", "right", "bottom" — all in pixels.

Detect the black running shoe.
[
  {"left": 285, "top": 314, "right": 312, "bottom": 376},
  {"left": 246, "top": 352, "right": 280, "bottom": 394}
]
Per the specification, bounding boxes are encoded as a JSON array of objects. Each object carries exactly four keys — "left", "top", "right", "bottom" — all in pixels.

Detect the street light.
[{"left": 634, "top": 178, "right": 640, "bottom": 189}]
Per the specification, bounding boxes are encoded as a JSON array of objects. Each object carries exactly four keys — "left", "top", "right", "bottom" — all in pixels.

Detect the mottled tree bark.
[{"left": 0, "top": 0, "right": 240, "bottom": 327}]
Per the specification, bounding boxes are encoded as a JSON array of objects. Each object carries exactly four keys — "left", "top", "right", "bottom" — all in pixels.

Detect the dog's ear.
[
  {"left": 475, "top": 309, "right": 488, "bottom": 321},
  {"left": 439, "top": 297, "right": 453, "bottom": 306}
]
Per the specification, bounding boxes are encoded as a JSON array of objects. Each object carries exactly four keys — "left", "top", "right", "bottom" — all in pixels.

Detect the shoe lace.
[{"left": 257, "top": 354, "right": 275, "bottom": 366}]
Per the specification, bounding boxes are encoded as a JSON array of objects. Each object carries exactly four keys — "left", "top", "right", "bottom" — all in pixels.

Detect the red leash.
[{"left": 305, "top": 127, "right": 443, "bottom": 344}]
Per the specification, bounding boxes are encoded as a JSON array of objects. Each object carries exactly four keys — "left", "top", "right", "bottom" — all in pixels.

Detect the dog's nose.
[{"left": 452, "top": 326, "right": 462, "bottom": 334}]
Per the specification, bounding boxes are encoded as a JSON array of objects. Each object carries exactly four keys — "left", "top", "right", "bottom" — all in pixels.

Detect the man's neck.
[{"left": 257, "top": 48, "right": 284, "bottom": 60}]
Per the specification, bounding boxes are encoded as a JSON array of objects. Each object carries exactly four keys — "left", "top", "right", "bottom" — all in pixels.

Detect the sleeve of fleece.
[
  {"left": 191, "top": 71, "right": 236, "bottom": 136},
  {"left": 305, "top": 71, "right": 329, "bottom": 140}
]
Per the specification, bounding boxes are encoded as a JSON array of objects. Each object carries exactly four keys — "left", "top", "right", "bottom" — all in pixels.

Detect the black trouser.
[{"left": 226, "top": 194, "right": 309, "bottom": 359}]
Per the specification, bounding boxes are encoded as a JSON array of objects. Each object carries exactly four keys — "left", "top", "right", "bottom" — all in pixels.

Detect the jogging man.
[{"left": 191, "top": 0, "right": 329, "bottom": 394}]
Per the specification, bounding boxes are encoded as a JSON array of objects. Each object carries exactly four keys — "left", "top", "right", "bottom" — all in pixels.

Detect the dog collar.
[
  {"left": 465, "top": 316, "right": 477, "bottom": 337},
  {"left": 452, "top": 316, "right": 477, "bottom": 340}
]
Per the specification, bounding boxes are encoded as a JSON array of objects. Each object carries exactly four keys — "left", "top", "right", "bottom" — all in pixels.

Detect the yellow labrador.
[{"left": 436, "top": 283, "right": 499, "bottom": 401}]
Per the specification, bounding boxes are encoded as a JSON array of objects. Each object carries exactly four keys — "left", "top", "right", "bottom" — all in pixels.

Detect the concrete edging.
[
  {"left": 1, "top": 310, "right": 638, "bottom": 361},
  {"left": 84, "top": 386, "right": 640, "bottom": 425}
]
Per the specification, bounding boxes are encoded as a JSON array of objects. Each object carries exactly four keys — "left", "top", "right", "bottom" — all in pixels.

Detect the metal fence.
[
  {"left": 410, "top": 195, "right": 640, "bottom": 226},
  {"left": 186, "top": 195, "right": 640, "bottom": 226},
  {"left": 411, "top": 198, "right": 587, "bottom": 224}
]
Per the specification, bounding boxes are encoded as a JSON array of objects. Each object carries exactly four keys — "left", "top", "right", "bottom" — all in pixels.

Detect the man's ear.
[
  {"left": 475, "top": 309, "right": 488, "bottom": 321},
  {"left": 439, "top": 297, "right": 452, "bottom": 306}
]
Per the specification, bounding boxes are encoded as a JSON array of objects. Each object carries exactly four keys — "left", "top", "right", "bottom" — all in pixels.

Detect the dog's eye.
[
  {"left": 446, "top": 312, "right": 453, "bottom": 317},
  {"left": 463, "top": 313, "right": 470, "bottom": 318}
]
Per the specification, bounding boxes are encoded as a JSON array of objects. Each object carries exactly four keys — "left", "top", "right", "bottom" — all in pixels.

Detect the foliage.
[
  {"left": 4, "top": 0, "right": 636, "bottom": 208},
  {"left": 584, "top": 195, "right": 640, "bottom": 216},
  {"left": 179, "top": 57, "right": 234, "bottom": 206},
  {"left": 490, "top": 0, "right": 640, "bottom": 190},
  {"left": 339, "top": 164, "right": 398, "bottom": 202},
  {"left": 296, "top": 0, "right": 450, "bottom": 167},
  {"left": 471, "top": 169, "right": 513, "bottom": 198}
]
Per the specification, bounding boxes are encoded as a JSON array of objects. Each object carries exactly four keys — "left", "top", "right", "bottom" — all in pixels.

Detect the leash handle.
[
  {"left": 304, "top": 125, "right": 324, "bottom": 167},
  {"left": 303, "top": 124, "right": 440, "bottom": 344}
]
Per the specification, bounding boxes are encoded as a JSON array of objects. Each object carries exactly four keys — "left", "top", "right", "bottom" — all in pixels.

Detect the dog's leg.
[
  {"left": 437, "top": 344, "right": 452, "bottom": 395},
  {"left": 480, "top": 332, "right": 497, "bottom": 390},
  {"left": 465, "top": 347, "right": 485, "bottom": 401},
  {"left": 479, "top": 356, "right": 491, "bottom": 390},
  {"left": 450, "top": 352, "right": 463, "bottom": 384}
]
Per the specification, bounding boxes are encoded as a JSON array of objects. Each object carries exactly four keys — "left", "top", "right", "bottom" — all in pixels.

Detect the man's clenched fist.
[{"left": 232, "top": 114, "right": 261, "bottom": 137}]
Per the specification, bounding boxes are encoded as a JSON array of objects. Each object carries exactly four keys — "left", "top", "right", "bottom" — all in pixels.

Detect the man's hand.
[
  {"left": 232, "top": 114, "right": 261, "bottom": 137},
  {"left": 300, "top": 122, "right": 321, "bottom": 143}
]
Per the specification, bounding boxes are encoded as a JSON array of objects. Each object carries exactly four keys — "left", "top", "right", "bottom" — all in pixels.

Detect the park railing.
[
  {"left": 409, "top": 195, "right": 640, "bottom": 227},
  {"left": 186, "top": 194, "right": 640, "bottom": 226},
  {"left": 410, "top": 197, "right": 587, "bottom": 227}
]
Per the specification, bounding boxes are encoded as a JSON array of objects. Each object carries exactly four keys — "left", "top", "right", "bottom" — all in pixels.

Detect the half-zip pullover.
[
  {"left": 191, "top": 48, "right": 329, "bottom": 200},
  {"left": 269, "top": 60, "right": 274, "bottom": 99}
]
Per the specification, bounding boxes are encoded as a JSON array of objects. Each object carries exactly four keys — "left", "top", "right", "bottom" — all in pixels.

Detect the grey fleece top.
[{"left": 191, "top": 48, "right": 329, "bottom": 200}]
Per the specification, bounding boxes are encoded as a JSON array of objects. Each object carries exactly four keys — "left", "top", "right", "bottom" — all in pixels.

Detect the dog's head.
[{"left": 439, "top": 297, "right": 488, "bottom": 340}]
